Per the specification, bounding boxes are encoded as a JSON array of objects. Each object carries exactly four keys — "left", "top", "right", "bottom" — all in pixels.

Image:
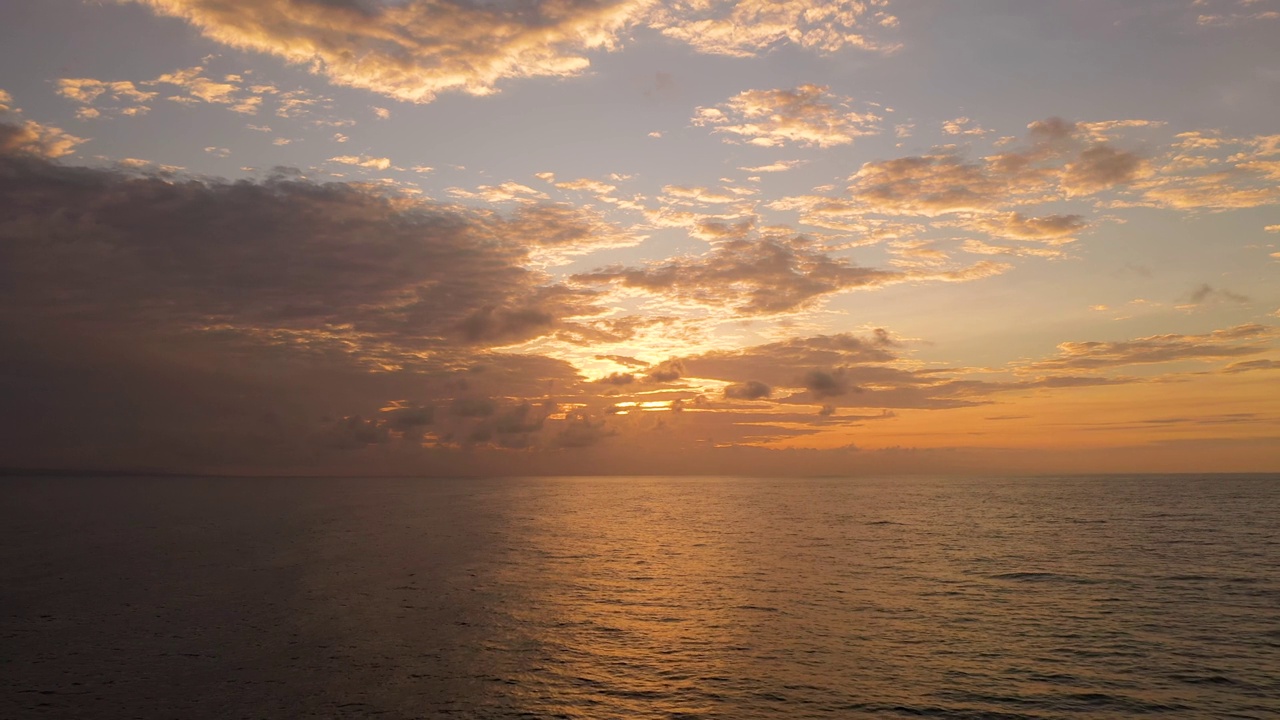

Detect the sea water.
[{"left": 3, "top": 474, "right": 1278, "bottom": 718}]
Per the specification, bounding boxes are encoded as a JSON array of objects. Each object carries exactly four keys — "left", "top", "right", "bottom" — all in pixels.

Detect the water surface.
[{"left": 3, "top": 474, "right": 1278, "bottom": 718}]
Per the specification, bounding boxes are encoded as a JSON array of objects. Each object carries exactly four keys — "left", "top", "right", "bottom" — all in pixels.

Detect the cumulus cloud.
[
  {"left": 978, "top": 212, "right": 1087, "bottom": 242},
  {"left": 0, "top": 124, "right": 611, "bottom": 356},
  {"left": 694, "top": 85, "right": 881, "bottom": 148},
  {"left": 118, "top": 1, "right": 903, "bottom": 105},
  {"left": 766, "top": 115, "right": 1270, "bottom": 257},
  {"left": 574, "top": 235, "right": 899, "bottom": 314},
  {"left": 61, "top": 65, "right": 347, "bottom": 123},
  {"left": 649, "top": 0, "right": 899, "bottom": 57},
  {"left": 57, "top": 78, "right": 157, "bottom": 119},
  {"left": 0, "top": 119, "right": 87, "bottom": 158},
  {"left": 942, "top": 116, "right": 989, "bottom": 136},
  {"left": 122, "top": 0, "right": 651, "bottom": 103},
  {"left": 573, "top": 214, "right": 1008, "bottom": 315},
  {"left": 845, "top": 119, "right": 1150, "bottom": 216},
  {"left": 847, "top": 153, "right": 1004, "bottom": 215},
  {"left": 449, "top": 182, "right": 548, "bottom": 204},
  {"left": 1061, "top": 143, "right": 1149, "bottom": 195},
  {"left": 152, "top": 65, "right": 262, "bottom": 113},
  {"left": 330, "top": 154, "right": 393, "bottom": 170},
  {"left": 0, "top": 131, "right": 663, "bottom": 468}
]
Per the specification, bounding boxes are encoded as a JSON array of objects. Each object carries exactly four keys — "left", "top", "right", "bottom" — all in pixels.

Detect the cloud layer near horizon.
[{"left": 3, "top": 129, "right": 1272, "bottom": 472}]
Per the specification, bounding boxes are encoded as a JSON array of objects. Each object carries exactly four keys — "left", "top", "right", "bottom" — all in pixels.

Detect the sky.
[{"left": 0, "top": 0, "right": 1277, "bottom": 476}]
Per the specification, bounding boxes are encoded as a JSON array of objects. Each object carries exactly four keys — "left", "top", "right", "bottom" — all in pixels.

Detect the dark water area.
[{"left": 2, "top": 474, "right": 1278, "bottom": 719}]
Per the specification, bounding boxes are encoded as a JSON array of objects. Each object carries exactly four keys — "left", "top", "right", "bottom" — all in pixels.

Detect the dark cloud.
[
  {"left": 451, "top": 398, "right": 497, "bottom": 418},
  {"left": 595, "top": 354, "right": 649, "bottom": 368},
  {"left": 0, "top": 133, "right": 622, "bottom": 470},
  {"left": 1062, "top": 144, "right": 1147, "bottom": 195},
  {"left": 803, "top": 370, "right": 852, "bottom": 398},
  {"left": 645, "top": 359, "right": 684, "bottom": 383},
  {"left": 553, "top": 413, "right": 614, "bottom": 448},
  {"left": 0, "top": 127, "right": 605, "bottom": 354},
  {"left": 724, "top": 380, "right": 772, "bottom": 400},
  {"left": 1185, "top": 283, "right": 1250, "bottom": 305}
]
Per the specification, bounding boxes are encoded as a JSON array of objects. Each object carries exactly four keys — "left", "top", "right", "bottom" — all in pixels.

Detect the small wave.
[
  {"left": 1169, "top": 673, "right": 1240, "bottom": 686},
  {"left": 989, "top": 571, "right": 1073, "bottom": 582},
  {"left": 733, "top": 604, "right": 782, "bottom": 613}
]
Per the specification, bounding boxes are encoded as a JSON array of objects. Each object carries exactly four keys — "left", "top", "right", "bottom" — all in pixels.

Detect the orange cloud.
[
  {"left": 0, "top": 119, "right": 86, "bottom": 158},
  {"left": 122, "top": 0, "right": 651, "bottom": 102},
  {"left": 694, "top": 85, "right": 882, "bottom": 148}
]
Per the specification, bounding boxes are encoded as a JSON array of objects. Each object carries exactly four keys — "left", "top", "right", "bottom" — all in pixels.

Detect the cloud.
[
  {"left": 1025, "top": 324, "right": 1278, "bottom": 371},
  {"left": 0, "top": 119, "right": 86, "bottom": 158},
  {"left": 847, "top": 153, "right": 1005, "bottom": 215},
  {"left": 739, "top": 160, "right": 805, "bottom": 173},
  {"left": 678, "top": 331, "right": 1005, "bottom": 411},
  {"left": 1175, "top": 283, "right": 1251, "bottom": 311},
  {"left": 694, "top": 85, "right": 881, "bottom": 148},
  {"left": 1193, "top": 0, "right": 1280, "bottom": 26},
  {"left": 649, "top": 0, "right": 900, "bottom": 57},
  {"left": 1220, "top": 359, "right": 1280, "bottom": 374},
  {"left": 644, "top": 359, "right": 684, "bottom": 382},
  {"left": 1061, "top": 143, "right": 1149, "bottom": 195},
  {"left": 0, "top": 125, "right": 609, "bottom": 356},
  {"left": 0, "top": 132, "right": 666, "bottom": 468},
  {"left": 153, "top": 65, "right": 261, "bottom": 113},
  {"left": 491, "top": 204, "right": 642, "bottom": 259},
  {"left": 978, "top": 212, "right": 1087, "bottom": 242},
  {"left": 449, "top": 182, "right": 548, "bottom": 204},
  {"left": 0, "top": 89, "right": 12, "bottom": 112},
  {"left": 803, "top": 369, "right": 853, "bottom": 398},
  {"left": 553, "top": 412, "right": 614, "bottom": 448},
  {"left": 573, "top": 235, "right": 901, "bottom": 314},
  {"left": 725, "top": 380, "right": 772, "bottom": 400},
  {"left": 56, "top": 78, "right": 157, "bottom": 119},
  {"left": 62, "top": 65, "right": 346, "bottom": 122},
  {"left": 844, "top": 121, "right": 1150, "bottom": 216},
  {"left": 330, "top": 154, "right": 393, "bottom": 170},
  {"left": 942, "top": 116, "right": 989, "bottom": 136},
  {"left": 120, "top": 1, "right": 903, "bottom": 104},
  {"left": 771, "top": 115, "right": 1280, "bottom": 256},
  {"left": 122, "top": 0, "right": 652, "bottom": 103},
  {"left": 573, "top": 219, "right": 1008, "bottom": 315},
  {"left": 1145, "top": 132, "right": 1280, "bottom": 210}
]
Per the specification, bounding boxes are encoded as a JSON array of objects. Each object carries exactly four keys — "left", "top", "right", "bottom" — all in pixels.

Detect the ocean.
[{"left": 2, "top": 474, "right": 1277, "bottom": 719}]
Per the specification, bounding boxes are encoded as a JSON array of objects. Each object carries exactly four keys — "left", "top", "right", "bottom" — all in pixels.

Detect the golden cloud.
[{"left": 694, "top": 85, "right": 881, "bottom": 148}]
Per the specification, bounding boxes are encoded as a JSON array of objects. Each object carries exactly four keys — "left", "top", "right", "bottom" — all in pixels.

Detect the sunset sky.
[{"left": 1, "top": 0, "right": 1277, "bottom": 475}]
